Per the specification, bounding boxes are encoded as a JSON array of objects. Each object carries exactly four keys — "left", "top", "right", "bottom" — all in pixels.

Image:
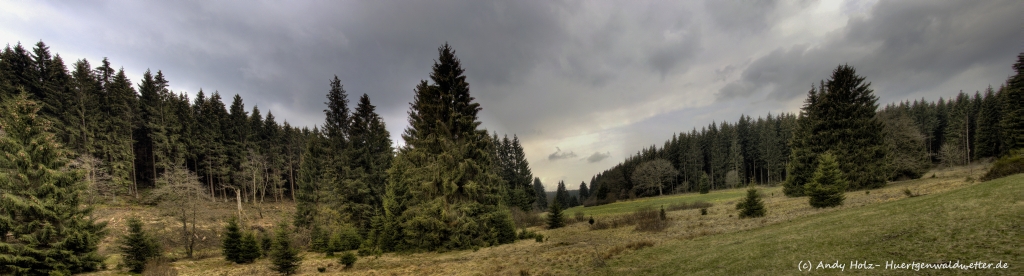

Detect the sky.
[{"left": 2, "top": 0, "right": 1022, "bottom": 191}]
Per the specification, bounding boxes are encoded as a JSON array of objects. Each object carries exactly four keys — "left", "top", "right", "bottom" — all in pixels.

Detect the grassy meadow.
[{"left": 82, "top": 162, "right": 1021, "bottom": 275}]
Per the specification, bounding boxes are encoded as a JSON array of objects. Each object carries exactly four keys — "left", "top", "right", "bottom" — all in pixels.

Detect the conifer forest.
[{"left": 2, "top": 1, "right": 1023, "bottom": 275}]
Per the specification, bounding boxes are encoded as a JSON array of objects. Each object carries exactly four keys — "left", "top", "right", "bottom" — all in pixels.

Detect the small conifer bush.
[
  {"left": 736, "top": 187, "right": 766, "bottom": 218},
  {"left": 547, "top": 202, "right": 565, "bottom": 229},
  {"left": 805, "top": 153, "right": 847, "bottom": 208},
  {"left": 340, "top": 252, "right": 357, "bottom": 268},
  {"left": 271, "top": 223, "right": 301, "bottom": 275},
  {"left": 118, "top": 217, "right": 161, "bottom": 273}
]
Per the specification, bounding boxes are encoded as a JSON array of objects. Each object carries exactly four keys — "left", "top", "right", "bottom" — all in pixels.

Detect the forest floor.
[{"left": 82, "top": 162, "right": 1021, "bottom": 275}]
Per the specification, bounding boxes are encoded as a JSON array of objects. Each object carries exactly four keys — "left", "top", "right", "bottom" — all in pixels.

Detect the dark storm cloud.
[
  {"left": 585, "top": 152, "right": 611, "bottom": 163},
  {"left": 548, "top": 147, "right": 578, "bottom": 161},
  {"left": 4, "top": 0, "right": 1021, "bottom": 190},
  {"left": 717, "top": 0, "right": 1024, "bottom": 103}
]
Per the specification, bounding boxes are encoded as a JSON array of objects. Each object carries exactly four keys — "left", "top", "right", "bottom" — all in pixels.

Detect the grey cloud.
[
  {"left": 548, "top": 147, "right": 578, "bottom": 161},
  {"left": 586, "top": 152, "right": 611, "bottom": 163},
  {"left": 703, "top": 0, "right": 779, "bottom": 35},
  {"left": 717, "top": 0, "right": 1024, "bottom": 103}
]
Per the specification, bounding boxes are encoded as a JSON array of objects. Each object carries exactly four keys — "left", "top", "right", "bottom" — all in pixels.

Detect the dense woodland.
[
  {"left": 586, "top": 55, "right": 1024, "bottom": 205},
  {"left": 1, "top": 39, "right": 1022, "bottom": 274}
]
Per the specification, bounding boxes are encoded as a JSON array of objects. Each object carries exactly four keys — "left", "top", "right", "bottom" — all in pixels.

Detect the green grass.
[
  {"left": 599, "top": 174, "right": 1024, "bottom": 275},
  {"left": 566, "top": 186, "right": 782, "bottom": 218}
]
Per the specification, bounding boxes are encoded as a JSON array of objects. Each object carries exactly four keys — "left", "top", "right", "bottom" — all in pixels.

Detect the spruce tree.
[
  {"left": 785, "top": 65, "right": 885, "bottom": 196},
  {"left": 271, "top": 222, "right": 301, "bottom": 275},
  {"left": 509, "top": 135, "right": 535, "bottom": 211},
  {"left": 222, "top": 216, "right": 242, "bottom": 263},
  {"left": 238, "top": 231, "right": 261, "bottom": 264},
  {"left": 345, "top": 93, "right": 392, "bottom": 235},
  {"left": 377, "top": 44, "right": 515, "bottom": 251},
  {"left": 0, "top": 94, "right": 106, "bottom": 274},
  {"left": 1001, "top": 53, "right": 1024, "bottom": 152},
  {"left": 806, "top": 152, "right": 847, "bottom": 208},
  {"left": 118, "top": 217, "right": 160, "bottom": 273},
  {"left": 697, "top": 171, "right": 710, "bottom": 194},
  {"left": 578, "top": 181, "right": 589, "bottom": 203},
  {"left": 736, "top": 187, "right": 766, "bottom": 218},
  {"left": 554, "top": 180, "right": 570, "bottom": 208},
  {"left": 547, "top": 202, "right": 564, "bottom": 229},
  {"left": 294, "top": 128, "right": 331, "bottom": 228},
  {"left": 533, "top": 178, "right": 547, "bottom": 210},
  {"left": 976, "top": 87, "right": 1002, "bottom": 158}
]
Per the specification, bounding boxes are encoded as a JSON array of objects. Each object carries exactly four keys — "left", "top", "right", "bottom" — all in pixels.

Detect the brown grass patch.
[
  {"left": 510, "top": 208, "right": 544, "bottom": 228},
  {"left": 666, "top": 200, "right": 712, "bottom": 211}
]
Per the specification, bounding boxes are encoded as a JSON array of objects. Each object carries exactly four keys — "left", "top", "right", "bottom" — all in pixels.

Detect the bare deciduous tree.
[
  {"left": 151, "top": 165, "right": 211, "bottom": 258},
  {"left": 630, "top": 159, "right": 678, "bottom": 196}
]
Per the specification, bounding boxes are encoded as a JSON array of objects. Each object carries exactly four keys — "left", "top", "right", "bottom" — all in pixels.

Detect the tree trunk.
[{"left": 290, "top": 165, "right": 295, "bottom": 201}]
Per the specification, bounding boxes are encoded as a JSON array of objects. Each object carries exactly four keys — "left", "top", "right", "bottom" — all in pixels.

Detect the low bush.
[
  {"left": 982, "top": 150, "right": 1024, "bottom": 181},
  {"left": 510, "top": 208, "right": 544, "bottom": 228},
  {"left": 339, "top": 252, "right": 357, "bottom": 268}
]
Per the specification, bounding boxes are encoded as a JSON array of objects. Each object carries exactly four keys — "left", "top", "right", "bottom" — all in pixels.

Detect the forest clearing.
[{"left": 77, "top": 163, "right": 1020, "bottom": 275}]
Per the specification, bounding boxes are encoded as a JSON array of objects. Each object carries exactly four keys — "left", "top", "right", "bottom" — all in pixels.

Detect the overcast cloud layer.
[{"left": 2, "top": 0, "right": 1021, "bottom": 191}]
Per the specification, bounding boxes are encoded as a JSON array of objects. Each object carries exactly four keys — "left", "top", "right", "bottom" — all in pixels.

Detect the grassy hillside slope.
[{"left": 601, "top": 174, "right": 1023, "bottom": 275}]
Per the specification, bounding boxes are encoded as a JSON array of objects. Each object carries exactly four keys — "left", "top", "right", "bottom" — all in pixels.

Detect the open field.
[{"left": 82, "top": 162, "right": 1020, "bottom": 275}]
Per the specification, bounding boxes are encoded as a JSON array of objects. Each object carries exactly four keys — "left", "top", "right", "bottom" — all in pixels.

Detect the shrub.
[
  {"left": 736, "top": 187, "right": 766, "bottom": 218},
  {"left": 517, "top": 228, "right": 541, "bottom": 240},
  {"left": 700, "top": 208, "right": 708, "bottom": 216},
  {"left": 119, "top": 217, "right": 161, "bottom": 273},
  {"left": 317, "top": 267, "right": 326, "bottom": 273},
  {"left": 981, "top": 150, "right": 1024, "bottom": 181},
  {"left": 806, "top": 153, "right": 847, "bottom": 208},
  {"left": 339, "top": 252, "right": 357, "bottom": 268},
  {"left": 659, "top": 206, "right": 667, "bottom": 220},
  {"left": 271, "top": 223, "right": 301, "bottom": 275},
  {"left": 574, "top": 211, "right": 585, "bottom": 223},
  {"left": 510, "top": 208, "right": 544, "bottom": 228},
  {"left": 534, "top": 233, "right": 544, "bottom": 243},
  {"left": 547, "top": 202, "right": 565, "bottom": 229}
]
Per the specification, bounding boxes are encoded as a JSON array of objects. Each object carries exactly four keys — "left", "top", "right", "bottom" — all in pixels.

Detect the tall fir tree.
[
  {"left": 578, "top": 181, "right": 589, "bottom": 203},
  {"left": 0, "top": 94, "right": 106, "bottom": 274},
  {"left": 975, "top": 87, "right": 1002, "bottom": 158},
  {"left": 554, "top": 180, "right": 570, "bottom": 208},
  {"left": 785, "top": 65, "right": 886, "bottom": 196},
  {"left": 532, "top": 178, "right": 547, "bottom": 210},
  {"left": 294, "top": 128, "right": 331, "bottom": 228},
  {"left": 345, "top": 93, "right": 393, "bottom": 235},
  {"left": 376, "top": 44, "right": 515, "bottom": 251},
  {"left": 1001, "top": 53, "right": 1024, "bottom": 152}
]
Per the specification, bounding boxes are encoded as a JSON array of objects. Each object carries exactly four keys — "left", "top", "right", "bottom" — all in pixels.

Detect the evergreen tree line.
[
  {"left": 0, "top": 41, "right": 312, "bottom": 206},
  {"left": 587, "top": 113, "right": 798, "bottom": 205},
  {"left": 590, "top": 54, "right": 1024, "bottom": 205},
  {"left": 1, "top": 41, "right": 540, "bottom": 268}
]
